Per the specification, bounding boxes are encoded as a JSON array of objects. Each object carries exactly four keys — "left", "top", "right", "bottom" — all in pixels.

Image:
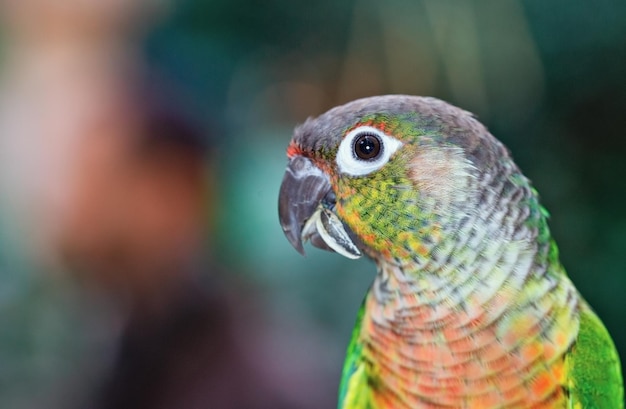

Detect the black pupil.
[{"left": 355, "top": 134, "right": 381, "bottom": 160}]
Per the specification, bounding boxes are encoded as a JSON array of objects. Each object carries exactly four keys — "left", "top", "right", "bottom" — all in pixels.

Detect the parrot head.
[{"left": 278, "top": 95, "right": 515, "bottom": 265}]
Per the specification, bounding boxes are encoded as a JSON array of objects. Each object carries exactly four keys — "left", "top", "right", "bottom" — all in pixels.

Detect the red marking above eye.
[
  {"left": 344, "top": 119, "right": 390, "bottom": 138},
  {"left": 286, "top": 141, "right": 304, "bottom": 158},
  {"left": 285, "top": 140, "right": 332, "bottom": 174}
]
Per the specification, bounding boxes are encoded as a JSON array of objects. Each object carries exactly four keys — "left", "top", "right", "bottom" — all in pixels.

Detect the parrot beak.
[{"left": 278, "top": 156, "right": 361, "bottom": 259}]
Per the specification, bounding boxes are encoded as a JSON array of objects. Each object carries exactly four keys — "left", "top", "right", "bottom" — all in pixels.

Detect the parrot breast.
[{"left": 349, "top": 257, "right": 579, "bottom": 408}]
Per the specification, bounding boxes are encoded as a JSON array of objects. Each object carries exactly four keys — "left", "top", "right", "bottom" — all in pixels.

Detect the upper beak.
[
  {"left": 278, "top": 156, "right": 331, "bottom": 255},
  {"left": 278, "top": 156, "right": 361, "bottom": 259}
]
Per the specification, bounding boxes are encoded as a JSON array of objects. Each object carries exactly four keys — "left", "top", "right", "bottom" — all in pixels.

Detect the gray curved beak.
[
  {"left": 278, "top": 156, "right": 361, "bottom": 259},
  {"left": 278, "top": 156, "right": 332, "bottom": 255}
]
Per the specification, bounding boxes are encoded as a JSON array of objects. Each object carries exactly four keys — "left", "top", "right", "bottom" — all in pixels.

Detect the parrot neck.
[
  {"left": 367, "top": 170, "right": 578, "bottom": 348},
  {"left": 356, "top": 172, "right": 582, "bottom": 406},
  {"left": 369, "top": 159, "right": 562, "bottom": 305}
]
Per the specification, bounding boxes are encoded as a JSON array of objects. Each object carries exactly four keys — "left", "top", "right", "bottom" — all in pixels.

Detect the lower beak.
[{"left": 278, "top": 156, "right": 361, "bottom": 259}]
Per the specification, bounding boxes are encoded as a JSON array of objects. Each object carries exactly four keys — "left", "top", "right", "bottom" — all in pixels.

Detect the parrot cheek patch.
[{"left": 408, "top": 145, "right": 477, "bottom": 210}]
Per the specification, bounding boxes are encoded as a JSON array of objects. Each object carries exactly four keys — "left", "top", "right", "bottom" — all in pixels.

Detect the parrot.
[{"left": 278, "top": 95, "right": 624, "bottom": 408}]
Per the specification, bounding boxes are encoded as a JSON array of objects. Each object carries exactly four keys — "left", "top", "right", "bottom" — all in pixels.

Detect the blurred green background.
[{"left": 0, "top": 1, "right": 624, "bottom": 408}]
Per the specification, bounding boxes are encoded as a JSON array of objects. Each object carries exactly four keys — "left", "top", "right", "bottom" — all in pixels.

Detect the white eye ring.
[{"left": 336, "top": 126, "right": 403, "bottom": 176}]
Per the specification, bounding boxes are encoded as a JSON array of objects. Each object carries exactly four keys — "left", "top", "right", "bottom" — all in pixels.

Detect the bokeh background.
[{"left": 0, "top": 0, "right": 624, "bottom": 408}]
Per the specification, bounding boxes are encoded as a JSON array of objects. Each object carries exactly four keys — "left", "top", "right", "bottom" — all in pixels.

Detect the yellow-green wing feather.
[
  {"left": 338, "top": 303, "right": 377, "bottom": 409},
  {"left": 567, "top": 303, "right": 624, "bottom": 408}
]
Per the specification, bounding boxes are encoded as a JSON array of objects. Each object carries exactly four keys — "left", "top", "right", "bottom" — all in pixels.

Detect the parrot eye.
[
  {"left": 354, "top": 133, "right": 381, "bottom": 160},
  {"left": 336, "top": 126, "right": 403, "bottom": 176}
]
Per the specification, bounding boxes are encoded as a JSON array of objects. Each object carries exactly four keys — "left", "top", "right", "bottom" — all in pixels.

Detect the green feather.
[
  {"left": 338, "top": 301, "right": 374, "bottom": 409},
  {"left": 567, "top": 303, "right": 624, "bottom": 408}
]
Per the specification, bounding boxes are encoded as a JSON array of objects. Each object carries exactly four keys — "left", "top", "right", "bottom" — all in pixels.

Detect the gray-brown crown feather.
[{"left": 292, "top": 95, "right": 511, "bottom": 173}]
